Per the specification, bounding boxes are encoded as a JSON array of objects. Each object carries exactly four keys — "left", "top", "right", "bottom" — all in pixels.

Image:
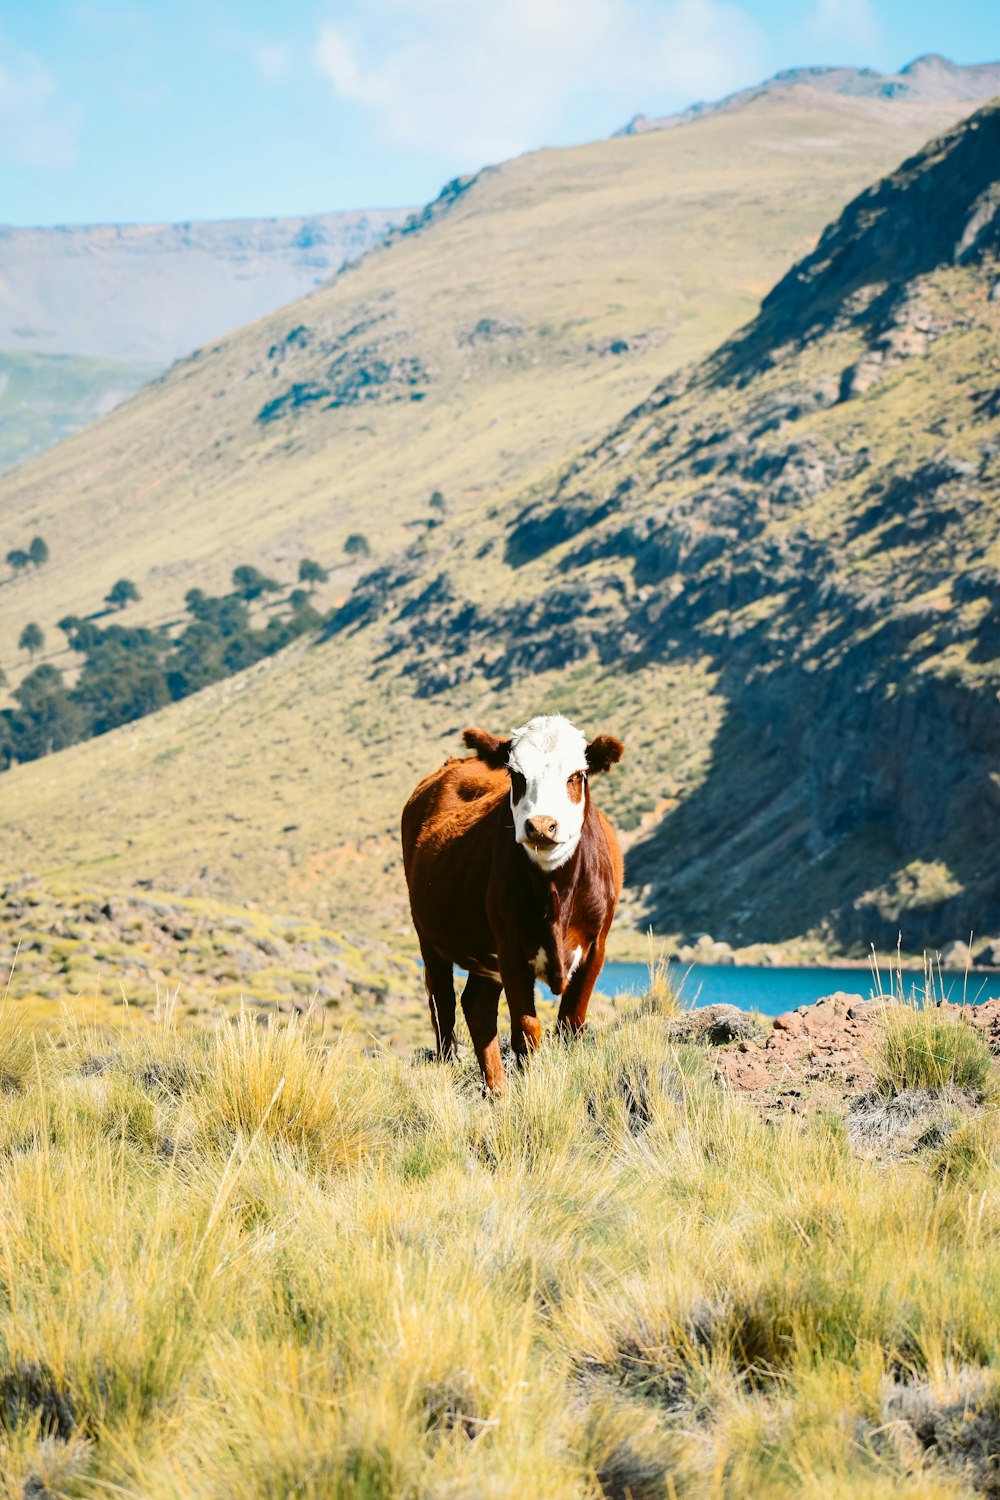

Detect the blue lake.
[{"left": 589, "top": 962, "right": 1000, "bottom": 1017}]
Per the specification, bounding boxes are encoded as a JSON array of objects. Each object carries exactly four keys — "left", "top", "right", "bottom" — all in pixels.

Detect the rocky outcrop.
[
  {"left": 713, "top": 993, "right": 1000, "bottom": 1115},
  {"left": 322, "top": 105, "right": 1000, "bottom": 953}
]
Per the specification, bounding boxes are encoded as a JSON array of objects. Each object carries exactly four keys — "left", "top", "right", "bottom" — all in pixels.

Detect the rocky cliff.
[{"left": 334, "top": 104, "right": 1000, "bottom": 951}]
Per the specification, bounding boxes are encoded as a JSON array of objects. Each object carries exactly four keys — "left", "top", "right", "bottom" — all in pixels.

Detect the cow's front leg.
[
  {"left": 500, "top": 954, "right": 542, "bottom": 1067},
  {"left": 461, "top": 973, "right": 504, "bottom": 1094},
  {"left": 556, "top": 935, "right": 606, "bottom": 1037},
  {"left": 419, "top": 939, "right": 457, "bottom": 1059}
]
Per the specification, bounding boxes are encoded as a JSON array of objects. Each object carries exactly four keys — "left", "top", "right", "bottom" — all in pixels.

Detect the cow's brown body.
[{"left": 401, "top": 747, "right": 624, "bottom": 1092}]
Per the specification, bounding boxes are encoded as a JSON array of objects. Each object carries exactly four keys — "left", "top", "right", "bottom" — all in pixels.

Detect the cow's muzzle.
[{"left": 523, "top": 815, "right": 559, "bottom": 849}]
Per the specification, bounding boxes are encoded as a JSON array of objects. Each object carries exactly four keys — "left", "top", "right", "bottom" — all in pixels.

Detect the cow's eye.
[
  {"left": 510, "top": 769, "right": 526, "bottom": 803},
  {"left": 566, "top": 771, "right": 586, "bottom": 802}
]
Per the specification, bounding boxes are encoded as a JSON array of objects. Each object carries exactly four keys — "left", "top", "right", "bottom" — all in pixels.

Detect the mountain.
[
  {"left": 0, "top": 90, "right": 979, "bottom": 672},
  {"left": 617, "top": 54, "right": 1000, "bottom": 135},
  {"left": 358, "top": 101, "right": 1000, "bottom": 950},
  {"left": 0, "top": 91, "right": 997, "bottom": 983},
  {"left": 0, "top": 209, "right": 414, "bottom": 364},
  {"left": 0, "top": 208, "right": 411, "bottom": 471}
]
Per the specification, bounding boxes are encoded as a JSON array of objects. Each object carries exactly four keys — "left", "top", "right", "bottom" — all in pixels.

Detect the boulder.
[
  {"left": 664, "top": 1004, "right": 765, "bottom": 1046},
  {"left": 973, "top": 938, "right": 1000, "bottom": 969},
  {"left": 939, "top": 940, "right": 972, "bottom": 970}
]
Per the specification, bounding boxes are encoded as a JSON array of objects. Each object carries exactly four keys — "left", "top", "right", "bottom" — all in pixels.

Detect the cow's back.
[{"left": 401, "top": 756, "right": 509, "bottom": 963}]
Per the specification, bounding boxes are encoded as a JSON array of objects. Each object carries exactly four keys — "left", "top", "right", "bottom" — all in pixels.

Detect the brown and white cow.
[{"left": 401, "top": 714, "right": 624, "bottom": 1093}]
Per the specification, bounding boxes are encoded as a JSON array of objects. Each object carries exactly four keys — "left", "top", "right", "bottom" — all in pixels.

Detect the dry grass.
[
  {"left": 0, "top": 995, "right": 996, "bottom": 1497},
  {"left": 870, "top": 1006, "right": 996, "bottom": 1097}
]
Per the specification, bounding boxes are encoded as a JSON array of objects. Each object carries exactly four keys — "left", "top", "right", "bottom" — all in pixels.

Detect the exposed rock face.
[{"left": 330, "top": 104, "right": 1000, "bottom": 952}]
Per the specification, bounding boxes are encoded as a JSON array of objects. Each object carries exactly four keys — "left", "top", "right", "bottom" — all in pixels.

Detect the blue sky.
[{"left": 1, "top": 0, "right": 997, "bottom": 226}]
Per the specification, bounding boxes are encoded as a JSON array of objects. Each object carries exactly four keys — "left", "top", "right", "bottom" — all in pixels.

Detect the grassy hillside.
[
  {"left": 0, "top": 90, "right": 978, "bottom": 675},
  {"left": 0, "top": 92, "right": 996, "bottom": 981},
  {"left": 0, "top": 350, "right": 157, "bottom": 474},
  {"left": 0, "top": 211, "right": 409, "bottom": 471},
  {"left": 0, "top": 995, "right": 996, "bottom": 1497}
]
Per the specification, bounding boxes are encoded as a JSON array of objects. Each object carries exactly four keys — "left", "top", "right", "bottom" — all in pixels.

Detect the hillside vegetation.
[
  {"left": 330, "top": 102, "right": 1000, "bottom": 951},
  {"left": 0, "top": 994, "right": 997, "bottom": 1498},
  {"left": 0, "top": 89, "right": 979, "bottom": 674},
  {"left": 0, "top": 351, "right": 158, "bottom": 474},
  {"left": 1, "top": 90, "right": 995, "bottom": 973}
]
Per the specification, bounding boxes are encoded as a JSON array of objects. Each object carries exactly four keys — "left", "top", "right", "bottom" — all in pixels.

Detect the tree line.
[{"left": 0, "top": 559, "right": 331, "bottom": 771}]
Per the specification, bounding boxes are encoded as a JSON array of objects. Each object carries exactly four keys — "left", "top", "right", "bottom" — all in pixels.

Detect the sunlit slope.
[
  {"left": 0, "top": 89, "right": 976, "bottom": 674},
  {"left": 0, "top": 620, "right": 721, "bottom": 954}
]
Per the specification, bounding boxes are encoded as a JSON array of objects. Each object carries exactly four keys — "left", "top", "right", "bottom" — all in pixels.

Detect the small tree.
[
  {"left": 298, "top": 558, "right": 329, "bottom": 593},
  {"left": 232, "top": 564, "right": 281, "bottom": 601},
  {"left": 344, "top": 533, "right": 371, "bottom": 558},
  {"left": 106, "top": 578, "right": 140, "bottom": 611},
  {"left": 429, "top": 490, "right": 446, "bottom": 513},
  {"left": 19, "top": 622, "right": 44, "bottom": 660},
  {"left": 28, "top": 536, "right": 49, "bottom": 568},
  {"left": 6, "top": 549, "right": 29, "bottom": 574}
]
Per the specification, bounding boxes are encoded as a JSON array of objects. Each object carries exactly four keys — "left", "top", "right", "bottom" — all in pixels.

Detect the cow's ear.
[
  {"left": 463, "top": 727, "right": 512, "bottom": 769},
  {"left": 585, "top": 734, "right": 624, "bottom": 774}
]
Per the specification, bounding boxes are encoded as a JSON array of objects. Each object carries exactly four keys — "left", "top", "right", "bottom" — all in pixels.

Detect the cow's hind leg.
[
  {"left": 461, "top": 973, "right": 504, "bottom": 1095},
  {"left": 419, "top": 940, "right": 457, "bottom": 1059}
]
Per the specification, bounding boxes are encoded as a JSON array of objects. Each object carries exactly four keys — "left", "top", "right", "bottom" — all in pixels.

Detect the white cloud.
[
  {"left": 0, "top": 39, "right": 78, "bottom": 170},
  {"left": 315, "top": 0, "right": 764, "bottom": 162}
]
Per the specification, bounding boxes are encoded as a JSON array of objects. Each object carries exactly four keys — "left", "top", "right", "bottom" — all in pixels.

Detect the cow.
[{"left": 401, "top": 714, "right": 624, "bottom": 1093}]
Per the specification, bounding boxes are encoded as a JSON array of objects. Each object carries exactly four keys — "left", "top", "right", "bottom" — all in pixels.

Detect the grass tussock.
[
  {"left": 0, "top": 999, "right": 995, "bottom": 1497},
  {"left": 870, "top": 1003, "right": 996, "bottom": 1097}
]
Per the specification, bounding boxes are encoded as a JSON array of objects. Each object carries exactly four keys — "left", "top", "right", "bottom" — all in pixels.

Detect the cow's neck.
[{"left": 519, "top": 799, "right": 597, "bottom": 992}]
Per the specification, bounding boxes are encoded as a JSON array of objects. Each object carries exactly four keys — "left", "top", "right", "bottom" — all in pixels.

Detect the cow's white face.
[{"left": 508, "top": 715, "right": 589, "bottom": 871}]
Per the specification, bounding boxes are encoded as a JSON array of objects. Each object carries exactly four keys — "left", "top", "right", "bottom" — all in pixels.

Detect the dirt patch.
[{"left": 713, "top": 994, "right": 1000, "bottom": 1116}]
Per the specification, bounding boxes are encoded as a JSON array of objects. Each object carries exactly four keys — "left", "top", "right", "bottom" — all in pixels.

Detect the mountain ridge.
[
  {"left": 616, "top": 53, "right": 1000, "bottom": 136},
  {"left": 0, "top": 207, "right": 414, "bottom": 364}
]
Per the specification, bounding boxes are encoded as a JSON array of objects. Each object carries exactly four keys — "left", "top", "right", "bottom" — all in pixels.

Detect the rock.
[
  {"left": 973, "top": 938, "right": 1000, "bottom": 968},
  {"left": 715, "top": 1049, "right": 770, "bottom": 1091},
  {"left": 773, "top": 1011, "right": 804, "bottom": 1034},
  {"left": 664, "top": 1004, "right": 765, "bottom": 1045},
  {"left": 846, "top": 998, "right": 890, "bottom": 1021},
  {"left": 814, "top": 990, "right": 866, "bottom": 1010},
  {"left": 939, "top": 940, "right": 972, "bottom": 969}
]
